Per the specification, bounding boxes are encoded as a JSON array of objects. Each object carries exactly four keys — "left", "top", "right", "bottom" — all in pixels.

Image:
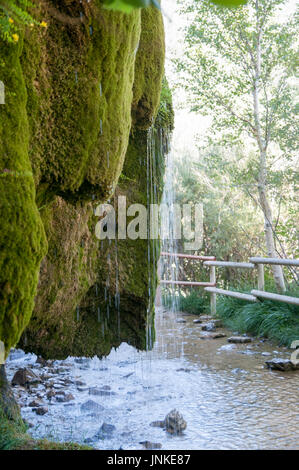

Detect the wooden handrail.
[
  {"left": 250, "top": 257, "right": 299, "bottom": 267},
  {"left": 204, "top": 261, "right": 255, "bottom": 268},
  {"left": 161, "top": 253, "right": 299, "bottom": 311},
  {"left": 251, "top": 290, "right": 299, "bottom": 306},
  {"left": 205, "top": 287, "right": 257, "bottom": 302},
  {"left": 161, "top": 281, "right": 216, "bottom": 287},
  {"left": 160, "top": 252, "right": 216, "bottom": 261}
]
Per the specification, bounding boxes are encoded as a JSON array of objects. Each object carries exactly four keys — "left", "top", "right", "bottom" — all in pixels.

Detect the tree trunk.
[
  {"left": 257, "top": 179, "right": 286, "bottom": 292},
  {"left": 253, "top": 0, "right": 286, "bottom": 293}
]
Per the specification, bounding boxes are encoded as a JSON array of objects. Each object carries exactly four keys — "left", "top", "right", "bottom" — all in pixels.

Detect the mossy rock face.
[
  {"left": 132, "top": 6, "right": 165, "bottom": 130},
  {"left": 20, "top": 197, "right": 98, "bottom": 358},
  {"left": 2, "top": 0, "right": 170, "bottom": 360},
  {"left": 0, "top": 39, "right": 47, "bottom": 360},
  {"left": 20, "top": 80, "right": 173, "bottom": 360},
  {"left": 23, "top": 0, "right": 141, "bottom": 201}
]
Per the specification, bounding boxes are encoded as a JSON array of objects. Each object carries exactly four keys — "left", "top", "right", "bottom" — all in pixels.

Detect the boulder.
[
  {"left": 28, "top": 399, "right": 44, "bottom": 408},
  {"left": 228, "top": 336, "right": 252, "bottom": 344},
  {"left": 33, "top": 406, "right": 48, "bottom": 415},
  {"left": 164, "top": 409, "right": 187, "bottom": 435},
  {"left": 11, "top": 368, "right": 40, "bottom": 387},
  {"left": 201, "top": 322, "right": 216, "bottom": 332},
  {"left": 265, "top": 358, "right": 299, "bottom": 372}
]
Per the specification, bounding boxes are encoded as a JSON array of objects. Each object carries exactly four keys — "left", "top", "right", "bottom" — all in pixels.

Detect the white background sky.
[{"left": 162, "top": 0, "right": 212, "bottom": 160}]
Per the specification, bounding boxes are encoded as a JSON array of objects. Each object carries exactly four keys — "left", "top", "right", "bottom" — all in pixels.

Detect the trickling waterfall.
[
  {"left": 146, "top": 126, "right": 171, "bottom": 349},
  {"left": 159, "top": 144, "right": 180, "bottom": 313}
]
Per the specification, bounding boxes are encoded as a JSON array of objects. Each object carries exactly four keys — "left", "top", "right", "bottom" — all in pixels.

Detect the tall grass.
[
  {"left": 216, "top": 289, "right": 299, "bottom": 347},
  {"left": 163, "top": 286, "right": 299, "bottom": 347},
  {"left": 162, "top": 290, "right": 209, "bottom": 314}
]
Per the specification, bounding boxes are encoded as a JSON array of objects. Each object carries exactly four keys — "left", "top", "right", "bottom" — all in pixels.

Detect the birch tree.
[{"left": 177, "top": 0, "right": 298, "bottom": 291}]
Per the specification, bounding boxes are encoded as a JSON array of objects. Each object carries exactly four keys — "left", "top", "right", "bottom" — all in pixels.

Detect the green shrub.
[
  {"left": 216, "top": 289, "right": 299, "bottom": 347},
  {"left": 162, "top": 290, "right": 209, "bottom": 315}
]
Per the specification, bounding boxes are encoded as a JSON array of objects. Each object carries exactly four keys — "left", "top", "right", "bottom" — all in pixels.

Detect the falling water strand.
[
  {"left": 114, "top": 198, "right": 121, "bottom": 338},
  {"left": 159, "top": 129, "right": 180, "bottom": 314}
]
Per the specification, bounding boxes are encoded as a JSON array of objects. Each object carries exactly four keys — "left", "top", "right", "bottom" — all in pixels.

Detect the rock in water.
[
  {"left": 140, "top": 441, "right": 162, "bottom": 449},
  {"left": 56, "top": 393, "right": 74, "bottom": 403},
  {"left": 33, "top": 406, "right": 48, "bottom": 415},
  {"left": 11, "top": 368, "right": 40, "bottom": 387},
  {"left": 265, "top": 358, "right": 299, "bottom": 372},
  {"left": 80, "top": 400, "right": 104, "bottom": 413},
  {"left": 164, "top": 409, "right": 187, "bottom": 435},
  {"left": 94, "top": 422, "right": 116, "bottom": 439},
  {"left": 200, "top": 332, "right": 226, "bottom": 339},
  {"left": 201, "top": 322, "right": 216, "bottom": 332},
  {"left": 228, "top": 336, "right": 252, "bottom": 344}
]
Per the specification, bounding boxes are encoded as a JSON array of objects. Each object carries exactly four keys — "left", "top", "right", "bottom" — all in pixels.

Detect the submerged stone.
[
  {"left": 80, "top": 400, "right": 104, "bottom": 413},
  {"left": 94, "top": 422, "right": 116, "bottom": 439},
  {"left": 265, "top": 358, "right": 299, "bottom": 372}
]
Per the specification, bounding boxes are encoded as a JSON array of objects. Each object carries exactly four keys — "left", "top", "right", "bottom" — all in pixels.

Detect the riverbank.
[{"left": 167, "top": 290, "right": 299, "bottom": 347}]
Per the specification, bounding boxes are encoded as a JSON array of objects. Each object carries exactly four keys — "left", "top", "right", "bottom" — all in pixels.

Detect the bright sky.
[{"left": 162, "top": 0, "right": 211, "bottom": 160}]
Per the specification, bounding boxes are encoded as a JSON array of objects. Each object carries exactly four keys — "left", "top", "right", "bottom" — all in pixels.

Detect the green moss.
[
  {"left": 13, "top": 0, "right": 173, "bottom": 360},
  {"left": 22, "top": 1, "right": 141, "bottom": 202},
  {"left": 132, "top": 6, "right": 165, "bottom": 129},
  {"left": 0, "top": 36, "right": 47, "bottom": 359},
  {"left": 19, "top": 197, "right": 98, "bottom": 359}
]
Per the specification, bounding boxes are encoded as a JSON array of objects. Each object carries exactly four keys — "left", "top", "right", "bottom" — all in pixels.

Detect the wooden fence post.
[
  {"left": 257, "top": 264, "right": 265, "bottom": 290},
  {"left": 210, "top": 265, "right": 216, "bottom": 316}
]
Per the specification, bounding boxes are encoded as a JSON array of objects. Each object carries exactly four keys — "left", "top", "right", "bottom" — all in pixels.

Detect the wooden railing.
[{"left": 160, "top": 253, "right": 299, "bottom": 314}]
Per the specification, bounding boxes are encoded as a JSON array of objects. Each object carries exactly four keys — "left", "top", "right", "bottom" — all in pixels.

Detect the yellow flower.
[
  {"left": 12, "top": 33, "right": 19, "bottom": 42},
  {"left": 40, "top": 21, "right": 48, "bottom": 28},
  {"left": 8, "top": 17, "right": 14, "bottom": 24},
  {"left": 30, "top": 23, "right": 34, "bottom": 28}
]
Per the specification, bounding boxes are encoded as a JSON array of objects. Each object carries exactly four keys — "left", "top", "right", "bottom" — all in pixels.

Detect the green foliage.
[
  {"left": 216, "top": 289, "right": 299, "bottom": 346},
  {"left": 211, "top": 0, "right": 247, "bottom": 6},
  {"left": 103, "top": 0, "right": 160, "bottom": 13},
  {"left": 102, "top": 0, "right": 247, "bottom": 13},
  {"left": 0, "top": 0, "right": 41, "bottom": 43},
  {"left": 162, "top": 290, "right": 209, "bottom": 315},
  {"left": 180, "top": 291, "right": 209, "bottom": 315},
  {"left": 175, "top": 0, "right": 298, "bottom": 283}
]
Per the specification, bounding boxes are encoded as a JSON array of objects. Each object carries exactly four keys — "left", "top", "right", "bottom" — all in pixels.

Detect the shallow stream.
[{"left": 6, "top": 309, "right": 299, "bottom": 450}]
